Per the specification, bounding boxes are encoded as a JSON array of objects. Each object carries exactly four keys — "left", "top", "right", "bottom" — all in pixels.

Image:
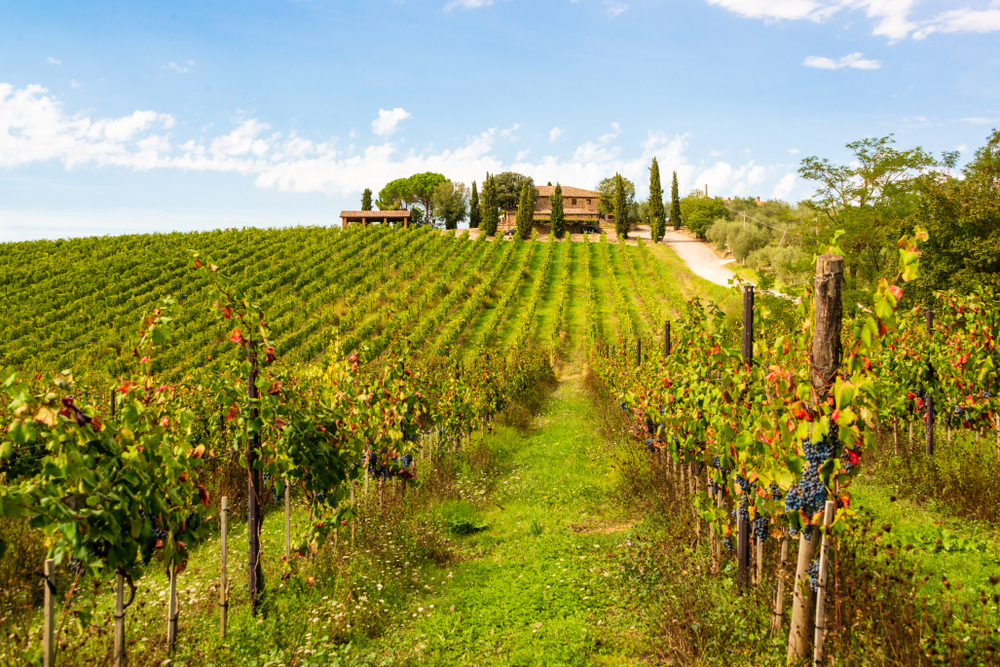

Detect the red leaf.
[{"left": 229, "top": 328, "right": 245, "bottom": 345}]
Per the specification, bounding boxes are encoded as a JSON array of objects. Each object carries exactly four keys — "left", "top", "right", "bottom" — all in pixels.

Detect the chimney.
[{"left": 755, "top": 196, "right": 762, "bottom": 206}]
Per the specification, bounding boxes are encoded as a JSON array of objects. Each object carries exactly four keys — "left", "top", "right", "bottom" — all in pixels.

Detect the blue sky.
[{"left": 2, "top": 0, "right": 998, "bottom": 240}]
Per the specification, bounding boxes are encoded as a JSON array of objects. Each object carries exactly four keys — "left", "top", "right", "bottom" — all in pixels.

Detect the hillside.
[{"left": 0, "top": 225, "right": 707, "bottom": 378}]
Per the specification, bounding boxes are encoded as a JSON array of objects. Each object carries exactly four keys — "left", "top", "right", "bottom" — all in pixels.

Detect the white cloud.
[
  {"left": 599, "top": 122, "right": 621, "bottom": 143},
  {"left": 787, "top": 148, "right": 800, "bottom": 154},
  {"left": 500, "top": 123, "right": 520, "bottom": 138},
  {"left": 709, "top": 149, "right": 723, "bottom": 157},
  {"left": 163, "top": 61, "right": 195, "bottom": 74},
  {"left": 803, "top": 52, "right": 881, "bottom": 69},
  {"left": 549, "top": 126, "right": 563, "bottom": 142},
  {"left": 372, "top": 108, "right": 410, "bottom": 136},
  {"left": 707, "top": 0, "right": 1000, "bottom": 42},
  {"left": 957, "top": 116, "right": 1000, "bottom": 124},
  {"left": 515, "top": 149, "right": 531, "bottom": 161},
  {"left": 772, "top": 173, "right": 797, "bottom": 200},
  {"left": 956, "top": 143, "right": 968, "bottom": 152},
  {"left": 0, "top": 82, "right": 805, "bottom": 210},
  {"left": 606, "top": 1, "right": 629, "bottom": 16},
  {"left": 71, "top": 80, "right": 82, "bottom": 90},
  {"left": 443, "top": 0, "right": 493, "bottom": 10},
  {"left": 47, "top": 57, "right": 61, "bottom": 65}
]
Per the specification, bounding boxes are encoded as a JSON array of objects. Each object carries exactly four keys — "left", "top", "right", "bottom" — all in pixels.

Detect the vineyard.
[{"left": 1, "top": 224, "right": 999, "bottom": 666}]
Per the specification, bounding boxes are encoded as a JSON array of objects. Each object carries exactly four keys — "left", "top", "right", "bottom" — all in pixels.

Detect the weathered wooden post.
[
  {"left": 925, "top": 308, "right": 934, "bottom": 456},
  {"left": 43, "top": 558, "right": 54, "bottom": 667},
  {"left": 813, "top": 500, "right": 837, "bottom": 665},
  {"left": 663, "top": 321, "right": 671, "bottom": 357},
  {"left": 115, "top": 566, "right": 126, "bottom": 667},
  {"left": 110, "top": 389, "right": 116, "bottom": 418},
  {"left": 737, "top": 285, "right": 754, "bottom": 594},
  {"left": 247, "top": 343, "right": 263, "bottom": 615},
  {"left": 284, "top": 480, "right": 291, "bottom": 558},
  {"left": 770, "top": 532, "right": 790, "bottom": 636},
  {"left": 220, "top": 496, "right": 229, "bottom": 640},
  {"left": 788, "top": 254, "right": 843, "bottom": 661},
  {"left": 166, "top": 563, "right": 178, "bottom": 654}
]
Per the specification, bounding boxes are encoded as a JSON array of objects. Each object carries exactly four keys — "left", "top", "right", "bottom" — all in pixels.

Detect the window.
[
  {"left": 571, "top": 198, "right": 577, "bottom": 205},
  {"left": 586, "top": 199, "right": 591, "bottom": 206}
]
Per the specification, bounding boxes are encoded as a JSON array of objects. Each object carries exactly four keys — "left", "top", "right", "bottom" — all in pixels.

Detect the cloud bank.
[{"left": 0, "top": 83, "right": 801, "bottom": 207}]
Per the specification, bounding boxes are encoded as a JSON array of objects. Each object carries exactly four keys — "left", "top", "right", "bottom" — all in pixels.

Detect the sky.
[{"left": 1, "top": 0, "right": 999, "bottom": 241}]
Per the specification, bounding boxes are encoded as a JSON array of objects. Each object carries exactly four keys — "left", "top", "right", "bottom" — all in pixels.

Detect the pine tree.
[
  {"left": 551, "top": 183, "right": 565, "bottom": 240},
  {"left": 613, "top": 173, "right": 629, "bottom": 238},
  {"left": 481, "top": 174, "right": 499, "bottom": 237},
  {"left": 670, "top": 171, "right": 682, "bottom": 230},
  {"left": 469, "top": 181, "right": 481, "bottom": 229},
  {"left": 648, "top": 158, "right": 665, "bottom": 243},
  {"left": 515, "top": 181, "right": 534, "bottom": 240},
  {"left": 361, "top": 188, "right": 373, "bottom": 211}
]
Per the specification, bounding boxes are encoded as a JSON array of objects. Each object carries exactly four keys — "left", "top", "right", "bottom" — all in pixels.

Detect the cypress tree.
[
  {"left": 670, "top": 171, "right": 682, "bottom": 230},
  {"left": 361, "top": 188, "right": 373, "bottom": 211},
  {"left": 481, "top": 174, "right": 499, "bottom": 237},
  {"left": 515, "top": 181, "right": 534, "bottom": 240},
  {"left": 613, "top": 173, "right": 629, "bottom": 238},
  {"left": 551, "top": 183, "right": 565, "bottom": 240},
  {"left": 469, "top": 181, "right": 481, "bottom": 229},
  {"left": 648, "top": 158, "right": 665, "bottom": 243}
]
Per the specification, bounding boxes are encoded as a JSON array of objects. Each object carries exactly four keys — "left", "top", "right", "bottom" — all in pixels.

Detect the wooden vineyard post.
[
  {"left": 893, "top": 416, "right": 899, "bottom": 456},
  {"left": 43, "top": 558, "right": 54, "bottom": 667},
  {"left": 755, "top": 537, "right": 764, "bottom": 587},
  {"left": 110, "top": 388, "right": 116, "bottom": 418},
  {"left": 115, "top": 567, "right": 126, "bottom": 667},
  {"left": 663, "top": 320, "right": 671, "bottom": 357},
  {"left": 789, "top": 253, "right": 843, "bottom": 661},
  {"left": 770, "top": 533, "right": 789, "bottom": 636},
  {"left": 737, "top": 285, "right": 754, "bottom": 594},
  {"left": 247, "top": 344, "right": 264, "bottom": 616},
  {"left": 813, "top": 500, "right": 837, "bottom": 665},
  {"left": 284, "top": 479, "right": 291, "bottom": 559},
  {"left": 925, "top": 308, "right": 935, "bottom": 456},
  {"left": 364, "top": 450, "right": 370, "bottom": 499},
  {"left": 220, "top": 496, "right": 229, "bottom": 640},
  {"left": 166, "top": 563, "right": 178, "bottom": 654}
]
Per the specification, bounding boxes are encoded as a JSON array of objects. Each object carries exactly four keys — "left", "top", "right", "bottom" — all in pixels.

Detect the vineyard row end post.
[
  {"left": 788, "top": 253, "right": 843, "bottom": 661},
  {"left": 220, "top": 496, "right": 229, "bottom": 640},
  {"left": 925, "top": 307, "right": 934, "bottom": 456},
  {"left": 663, "top": 320, "right": 671, "bottom": 357},
  {"left": 737, "top": 284, "right": 754, "bottom": 594},
  {"left": 247, "top": 343, "right": 264, "bottom": 615},
  {"left": 43, "top": 558, "right": 54, "bottom": 667}
]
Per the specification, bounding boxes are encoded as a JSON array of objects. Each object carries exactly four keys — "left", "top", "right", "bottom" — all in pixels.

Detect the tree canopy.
[
  {"left": 550, "top": 183, "right": 565, "bottom": 239},
  {"left": 613, "top": 174, "right": 629, "bottom": 237},
  {"left": 494, "top": 172, "right": 538, "bottom": 212},
  {"left": 480, "top": 174, "right": 500, "bottom": 237},
  {"left": 468, "top": 181, "right": 481, "bottom": 229},
  {"left": 670, "top": 171, "right": 682, "bottom": 230},
  {"left": 679, "top": 192, "right": 725, "bottom": 239},
  {"left": 515, "top": 181, "right": 534, "bottom": 240},
  {"left": 361, "top": 188, "right": 373, "bottom": 211},
  {"left": 431, "top": 181, "right": 469, "bottom": 231},
  {"left": 598, "top": 175, "right": 635, "bottom": 216},
  {"left": 648, "top": 158, "right": 665, "bottom": 243},
  {"left": 376, "top": 178, "right": 409, "bottom": 210}
]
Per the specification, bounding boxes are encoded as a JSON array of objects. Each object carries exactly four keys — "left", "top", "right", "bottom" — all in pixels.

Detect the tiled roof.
[
  {"left": 535, "top": 185, "right": 600, "bottom": 198},
  {"left": 340, "top": 210, "right": 411, "bottom": 218},
  {"left": 534, "top": 208, "right": 598, "bottom": 216}
]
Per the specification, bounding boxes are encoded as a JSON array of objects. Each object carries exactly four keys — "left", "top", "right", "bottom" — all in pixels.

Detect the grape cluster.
[
  {"left": 140, "top": 511, "right": 169, "bottom": 566},
  {"left": 807, "top": 559, "right": 820, "bottom": 593},
  {"left": 708, "top": 455, "right": 730, "bottom": 494},
  {"left": 644, "top": 438, "right": 657, "bottom": 453},
  {"left": 645, "top": 416, "right": 656, "bottom": 435},
  {"left": 723, "top": 535, "right": 734, "bottom": 553},
  {"left": 752, "top": 515, "right": 769, "bottom": 543},
  {"left": 785, "top": 428, "right": 838, "bottom": 536},
  {"left": 768, "top": 483, "right": 782, "bottom": 501}
]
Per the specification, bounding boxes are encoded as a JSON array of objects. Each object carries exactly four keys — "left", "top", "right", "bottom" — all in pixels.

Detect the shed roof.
[
  {"left": 340, "top": 210, "right": 411, "bottom": 218},
  {"left": 535, "top": 185, "right": 600, "bottom": 198}
]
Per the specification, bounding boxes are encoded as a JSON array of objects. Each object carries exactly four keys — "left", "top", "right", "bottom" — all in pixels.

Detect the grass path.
[{"left": 379, "top": 376, "right": 640, "bottom": 666}]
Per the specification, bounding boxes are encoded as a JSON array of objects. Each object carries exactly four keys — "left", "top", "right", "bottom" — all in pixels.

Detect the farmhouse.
[
  {"left": 502, "top": 185, "right": 602, "bottom": 225},
  {"left": 339, "top": 210, "right": 411, "bottom": 228}
]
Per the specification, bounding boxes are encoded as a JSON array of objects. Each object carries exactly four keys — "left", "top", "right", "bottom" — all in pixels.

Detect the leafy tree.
[
  {"left": 613, "top": 174, "right": 629, "bottom": 237},
  {"left": 670, "top": 171, "right": 682, "bottom": 229},
  {"left": 494, "top": 172, "right": 538, "bottom": 212},
  {"left": 468, "top": 181, "right": 481, "bottom": 229},
  {"left": 407, "top": 172, "right": 447, "bottom": 224},
  {"left": 598, "top": 175, "right": 635, "bottom": 216},
  {"left": 648, "top": 157, "right": 665, "bottom": 242},
  {"left": 679, "top": 192, "right": 725, "bottom": 238},
  {"left": 361, "top": 188, "right": 373, "bottom": 211},
  {"left": 409, "top": 206, "right": 425, "bottom": 227},
  {"left": 799, "top": 135, "right": 938, "bottom": 284},
  {"left": 431, "top": 181, "right": 469, "bottom": 230},
  {"left": 515, "top": 181, "right": 534, "bottom": 240},
  {"left": 912, "top": 129, "right": 1000, "bottom": 297},
  {"left": 550, "top": 183, "right": 565, "bottom": 239},
  {"left": 376, "top": 178, "right": 410, "bottom": 210},
  {"left": 481, "top": 173, "right": 500, "bottom": 237}
]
